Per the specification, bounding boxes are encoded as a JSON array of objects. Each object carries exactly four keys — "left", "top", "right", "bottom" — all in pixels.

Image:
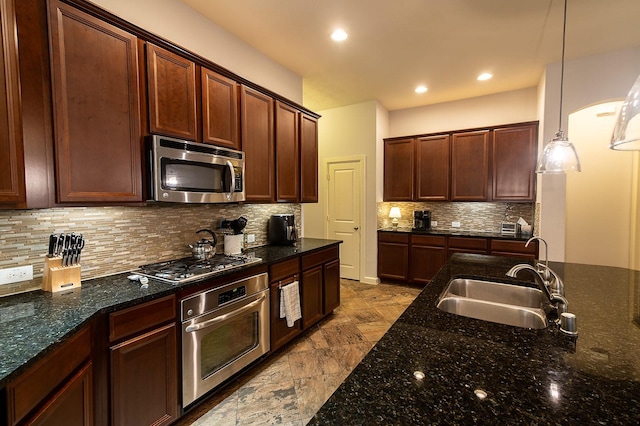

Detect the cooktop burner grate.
[{"left": 134, "top": 254, "right": 262, "bottom": 284}]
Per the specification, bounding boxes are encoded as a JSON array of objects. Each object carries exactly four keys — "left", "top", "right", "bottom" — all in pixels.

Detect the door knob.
[{"left": 354, "top": 227, "right": 359, "bottom": 230}]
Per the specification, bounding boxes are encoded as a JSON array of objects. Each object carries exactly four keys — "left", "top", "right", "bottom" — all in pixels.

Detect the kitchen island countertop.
[
  {"left": 310, "top": 254, "right": 640, "bottom": 424},
  {"left": 0, "top": 238, "right": 340, "bottom": 388}
]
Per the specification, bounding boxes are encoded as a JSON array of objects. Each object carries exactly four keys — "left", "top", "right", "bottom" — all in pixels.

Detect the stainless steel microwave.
[{"left": 147, "top": 135, "right": 245, "bottom": 203}]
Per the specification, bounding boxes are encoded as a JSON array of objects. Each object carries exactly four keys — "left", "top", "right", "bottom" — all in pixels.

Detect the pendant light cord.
[{"left": 558, "top": 0, "right": 567, "bottom": 133}]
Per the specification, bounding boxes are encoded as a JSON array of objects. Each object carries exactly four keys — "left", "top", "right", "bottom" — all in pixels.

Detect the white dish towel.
[{"left": 279, "top": 280, "right": 302, "bottom": 327}]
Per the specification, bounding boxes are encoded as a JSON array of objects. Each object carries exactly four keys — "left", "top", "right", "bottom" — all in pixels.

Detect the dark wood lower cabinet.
[
  {"left": 323, "top": 258, "right": 340, "bottom": 314},
  {"left": 377, "top": 232, "right": 409, "bottom": 281},
  {"left": 110, "top": 323, "right": 178, "bottom": 426},
  {"left": 28, "top": 362, "right": 93, "bottom": 426},
  {"left": 301, "top": 265, "right": 324, "bottom": 329},
  {"left": 410, "top": 235, "right": 446, "bottom": 284},
  {"left": 269, "top": 274, "right": 302, "bottom": 352},
  {"left": 378, "top": 231, "right": 538, "bottom": 283}
]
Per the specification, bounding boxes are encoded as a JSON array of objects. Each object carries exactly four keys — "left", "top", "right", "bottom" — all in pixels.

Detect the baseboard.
[{"left": 360, "top": 276, "right": 380, "bottom": 285}]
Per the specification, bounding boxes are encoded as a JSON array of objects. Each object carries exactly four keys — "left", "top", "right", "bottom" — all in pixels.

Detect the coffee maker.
[
  {"left": 268, "top": 214, "right": 297, "bottom": 245},
  {"left": 413, "top": 210, "right": 431, "bottom": 231}
]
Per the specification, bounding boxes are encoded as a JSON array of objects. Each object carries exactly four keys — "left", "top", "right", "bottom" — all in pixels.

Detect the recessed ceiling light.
[
  {"left": 415, "top": 85, "right": 428, "bottom": 94},
  {"left": 331, "top": 29, "right": 348, "bottom": 42},
  {"left": 477, "top": 73, "right": 493, "bottom": 81}
]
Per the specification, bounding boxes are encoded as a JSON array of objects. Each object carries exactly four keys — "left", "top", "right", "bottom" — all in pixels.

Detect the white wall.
[
  {"left": 389, "top": 87, "right": 538, "bottom": 137},
  {"left": 303, "top": 101, "right": 381, "bottom": 284},
  {"left": 539, "top": 46, "right": 640, "bottom": 261},
  {"left": 91, "top": 0, "right": 302, "bottom": 103},
  {"left": 565, "top": 102, "right": 633, "bottom": 267}
]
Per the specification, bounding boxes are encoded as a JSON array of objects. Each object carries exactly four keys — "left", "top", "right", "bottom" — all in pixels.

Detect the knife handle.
[{"left": 48, "top": 234, "right": 57, "bottom": 258}]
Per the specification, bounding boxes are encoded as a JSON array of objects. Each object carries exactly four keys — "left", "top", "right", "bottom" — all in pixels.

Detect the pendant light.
[
  {"left": 610, "top": 72, "right": 640, "bottom": 150},
  {"left": 536, "top": 0, "right": 582, "bottom": 174}
]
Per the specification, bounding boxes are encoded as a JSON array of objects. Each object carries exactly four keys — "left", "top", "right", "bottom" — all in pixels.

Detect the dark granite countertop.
[
  {"left": 310, "top": 254, "right": 640, "bottom": 424},
  {"left": 0, "top": 238, "right": 340, "bottom": 388},
  {"left": 379, "top": 227, "right": 533, "bottom": 241}
]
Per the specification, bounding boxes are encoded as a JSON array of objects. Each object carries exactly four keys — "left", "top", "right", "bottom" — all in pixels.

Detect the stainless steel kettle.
[{"left": 189, "top": 229, "right": 217, "bottom": 260}]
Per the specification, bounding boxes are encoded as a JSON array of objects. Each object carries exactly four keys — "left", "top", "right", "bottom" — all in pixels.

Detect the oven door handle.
[{"left": 184, "top": 293, "right": 266, "bottom": 333}]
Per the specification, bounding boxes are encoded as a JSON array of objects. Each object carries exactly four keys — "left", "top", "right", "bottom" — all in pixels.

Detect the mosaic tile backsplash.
[
  {"left": 377, "top": 201, "right": 536, "bottom": 233},
  {"left": 0, "top": 204, "right": 300, "bottom": 296}
]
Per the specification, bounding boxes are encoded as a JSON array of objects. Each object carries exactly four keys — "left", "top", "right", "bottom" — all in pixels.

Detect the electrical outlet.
[
  {"left": 452, "top": 221, "right": 461, "bottom": 228},
  {"left": 246, "top": 234, "right": 256, "bottom": 243},
  {"left": 431, "top": 221, "right": 438, "bottom": 227},
  {"left": 0, "top": 265, "right": 33, "bottom": 285}
]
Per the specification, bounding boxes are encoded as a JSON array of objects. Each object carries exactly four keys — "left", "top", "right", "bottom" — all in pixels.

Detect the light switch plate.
[
  {"left": 452, "top": 221, "right": 461, "bottom": 228},
  {"left": 0, "top": 265, "right": 33, "bottom": 285},
  {"left": 431, "top": 221, "right": 438, "bottom": 227},
  {"left": 246, "top": 234, "right": 256, "bottom": 243}
]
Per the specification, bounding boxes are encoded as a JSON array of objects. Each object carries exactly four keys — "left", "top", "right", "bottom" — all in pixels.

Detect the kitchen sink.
[{"left": 436, "top": 277, "right": 548, "bottom": 329}]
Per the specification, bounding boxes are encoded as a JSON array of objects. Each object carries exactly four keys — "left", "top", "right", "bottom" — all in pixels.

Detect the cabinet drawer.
[
  {"left": 378, "top": 232, "right": 409, "bottom": 244},
  {"left": 301, "top": 246, "right": 339, "bottom": 270},
  {"left": 269, "top": 258, "right": 300, "bottom": 282},
  {"left": 109, "top": 295, "right": 176, "bottom": 343},
  {"left": 491, "top": 239, "right": 538, "bottom": 255},
  {"left": 411, "top": 235, "right": 446, "bottom": 246},
  {"left": 7, "top": 326, "right": 91, "bottom": 425},
  {"left": 449, "top": 237, "right": 487, "bottom": 250}
]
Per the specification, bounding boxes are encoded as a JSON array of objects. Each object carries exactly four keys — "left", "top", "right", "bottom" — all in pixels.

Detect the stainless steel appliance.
[
  {"left": 413, "top": 210, "right": 431, "bottom": 231},
  {"left": 268, "top": 214, "right": 297, "bottom": 245},
  {"left": 147, "top": 134, "right": 245, "bottom": 203},
  {"left": 133, "top": 254, "right": 262, "bottom": 284},
  {"left": 181, "top": 273, "right": 270, "bottom": 407}
]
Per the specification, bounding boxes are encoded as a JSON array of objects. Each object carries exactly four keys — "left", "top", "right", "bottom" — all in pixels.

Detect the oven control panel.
[{"left": 218, "top": 286, "right": 246, "bottom": 305}]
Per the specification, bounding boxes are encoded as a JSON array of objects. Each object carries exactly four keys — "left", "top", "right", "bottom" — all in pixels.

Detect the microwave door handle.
[
  {"left": 227, "top": 160, "right": 235, "bottom": 194},
  {"left": 184, "top": 293, "right": 266, "bottom": 333}
]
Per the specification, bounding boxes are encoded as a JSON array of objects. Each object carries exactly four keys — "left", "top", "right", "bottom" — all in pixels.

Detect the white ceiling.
[{"left": 182, "top": 0, "right": 640, "bottom": 112}]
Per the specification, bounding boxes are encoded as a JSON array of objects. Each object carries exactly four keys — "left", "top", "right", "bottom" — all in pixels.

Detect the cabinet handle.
[{"left": 354, "top": 227, "right": 359, "bottom": 230}]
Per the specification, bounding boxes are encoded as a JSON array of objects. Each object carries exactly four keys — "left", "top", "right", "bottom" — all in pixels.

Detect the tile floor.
[{"left": 177, "top": 279, "right": 422, "bottom": 426}]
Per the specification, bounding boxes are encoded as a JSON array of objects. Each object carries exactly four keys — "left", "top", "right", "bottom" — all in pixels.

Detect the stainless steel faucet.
[
  {"left": 505, "top": 263, "right": 568, "bottom": 313},
  {"left": 524, "top": 236, "right": 564, "bottom": 295}
]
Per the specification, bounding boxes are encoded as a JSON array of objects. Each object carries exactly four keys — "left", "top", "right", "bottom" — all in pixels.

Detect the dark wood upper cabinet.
[
  {"left": 415, "top": 135, "right": 450, "bottom": 201},
  {"left": 492, "top": 123, "right": 537, "bottom": 201},
  {"left": 0, "top": 0, "right": 26, "bottom": 206},
  {"left": 48, "top": 0, "right": 143, "bottom": 203},
  {"left": 451, "top": 130, "right": 490, "bottom": 201},
  {"left": 300, "top": 113, "right": 318, "bottom": 203},
  {"left": 146, "top": 43, "right": 197, "bottom": 141},
  {"left": 275, "top": 101, "right": 300, "bottom": 202},
  {"left": 383, "top": 138, "right": 414, "bottom": 201},
  {"left": 241, "top": 86, "right": 275, "bottom": 202},
  {"left": 201, "top": 67, "right": 240, "bottom": 149}
]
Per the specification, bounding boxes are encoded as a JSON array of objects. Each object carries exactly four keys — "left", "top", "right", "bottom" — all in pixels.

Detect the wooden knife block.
[{"left": 43, "top": 257, "right": 81, "bottom": 292}]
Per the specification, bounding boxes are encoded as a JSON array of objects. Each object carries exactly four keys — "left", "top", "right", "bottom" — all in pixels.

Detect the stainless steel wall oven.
[{"left": 181, "top": 273, "right": 269, "bottom": 407}]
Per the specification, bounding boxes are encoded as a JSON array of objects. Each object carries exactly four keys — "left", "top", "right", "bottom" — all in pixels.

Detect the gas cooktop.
[{"left": 133, "top": 254, "right": 262, "bottom": 284}]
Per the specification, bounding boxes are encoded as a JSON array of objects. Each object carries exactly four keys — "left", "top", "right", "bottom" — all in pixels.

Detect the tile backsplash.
[
  {"left": 0, "top": 204, "right": 300, "bottom": 296},
  {"left": 378, "top": 201, "right": 536, "bottom": 233}
]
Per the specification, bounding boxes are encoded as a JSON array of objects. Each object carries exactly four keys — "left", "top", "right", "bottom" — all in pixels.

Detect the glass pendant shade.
[
  {"left": 536, "top": 131, "right": 582, "bottom": 173},
  {"left": 610, "top": 73, "right": 640, "bottom": 150}
]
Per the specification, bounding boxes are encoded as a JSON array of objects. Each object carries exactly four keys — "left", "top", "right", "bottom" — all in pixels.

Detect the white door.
[{"left": 327, "top": 159, "right": 362, "bottom": 280}]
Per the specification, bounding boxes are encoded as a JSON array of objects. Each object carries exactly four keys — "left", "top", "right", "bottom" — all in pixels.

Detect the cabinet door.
[
  {"left": 201, "top": 67, "right": 240, "bottom": 149},
  {"left": 110, "top": 323, "right": 179, "bottom": 426},
  {"left": 492, "top": 123, "right": 537, "bottom": 201},
  {"left": 241, "top": 86, "right": 275, "bottom": 202},
  {"left": 323, "top": 258, "right": 340, "bottom": 314},
  {"left": 377, "top": 233, "right": 409, "bottom": 281},
  {"left": 146, "top": 43, "right": 197, "bottom": 140},
  {"left": 275, "top": 101, "right": 300, "bottom": 202},
  {"left": 410, "top": 236, "right": 446, "bottom": 284},
  {"left": 0, "top": 0, "right": 25, "bottom": 206},
  {"left": 301, "top": 265, "right": 324, "bottom": 329},
  {"left": 451, "top": 130, "right": 490, "bottom": 201},
  {"left": 28, "top": 362, "right": 93, "bottom": 426},
  {"left": 383, "top": 138, "right": 414, "bottom": 201},
  {"left": 300, "top": 113, "right": 318, "bottom": 203},
  {"left": 48, "top": 0, "right": 142, "bottom": 203},
  {"left": 415, "top": 135, "right": 450, "bottom": 201},
  {"left": 269, "top": 275, "right": 301, "bottom": 352}
]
